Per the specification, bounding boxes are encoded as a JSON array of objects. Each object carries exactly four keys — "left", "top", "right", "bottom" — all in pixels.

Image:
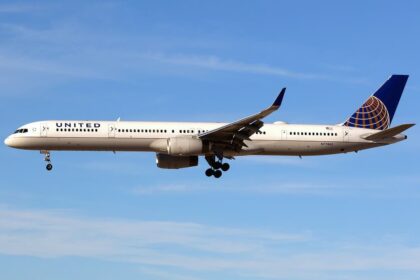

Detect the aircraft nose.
[{"left": 4, "top": 136, "right": 12, "bottom": 147}]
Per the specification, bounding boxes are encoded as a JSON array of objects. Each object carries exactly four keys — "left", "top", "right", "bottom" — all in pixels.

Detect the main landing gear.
[
  {"left": 205, "top": 155, "right": 230, "bottom": 178},
  {"left": 41, "top": 151, "right": 53, "bottom": 171}
]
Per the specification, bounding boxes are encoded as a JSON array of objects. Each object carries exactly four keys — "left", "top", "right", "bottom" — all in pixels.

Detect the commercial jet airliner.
[{"left": 4, "top": 75, "right": 415, "bottom": 178}]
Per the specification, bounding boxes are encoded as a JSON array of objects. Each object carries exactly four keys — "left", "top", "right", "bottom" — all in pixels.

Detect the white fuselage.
[{"left": 4, "top": 120, "right": 406, "bottom": 157}]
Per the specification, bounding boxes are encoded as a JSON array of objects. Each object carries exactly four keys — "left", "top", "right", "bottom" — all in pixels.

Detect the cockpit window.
[{"left": 13, "top": 128, "right": 28, "bottom": 134}]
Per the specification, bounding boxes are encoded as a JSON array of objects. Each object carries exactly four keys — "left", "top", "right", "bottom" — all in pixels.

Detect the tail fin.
[{"left": 343, "top": 75, "right": 409, "bottom": 130}]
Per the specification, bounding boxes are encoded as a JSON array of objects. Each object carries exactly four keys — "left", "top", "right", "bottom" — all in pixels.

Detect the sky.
[{"left": 0, "top": 1, "right": 420, "bottom": 279}]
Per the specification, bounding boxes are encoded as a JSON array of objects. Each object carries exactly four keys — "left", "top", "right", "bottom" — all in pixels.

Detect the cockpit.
[{"left": 13, "top": 128, "right": 29, "bottom": 134}]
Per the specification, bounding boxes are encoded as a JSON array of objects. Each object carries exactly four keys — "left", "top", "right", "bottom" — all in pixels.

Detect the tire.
[
  {"left": 221, "top": 163, "right": 230, "bottom": 172},
  {"left": 46, "top": 163, "right": 53, "bottom": 171},
  {"left": 214, "top": 170, "right": 222, "bottom": 178},
  {"left": 205, "top": 168, "right": 214, "bottom": 177}
]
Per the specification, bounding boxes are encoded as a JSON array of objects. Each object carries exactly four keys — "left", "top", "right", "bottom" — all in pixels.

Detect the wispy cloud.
[
  {"left": 1, "top": 206, "right": 420, "bottom": 279},
  {"left": 130, "top": 174, "right": 420, "bottom": 197},
  {"left": 141, "top": 52, "right": 328, "bottom": 80}
]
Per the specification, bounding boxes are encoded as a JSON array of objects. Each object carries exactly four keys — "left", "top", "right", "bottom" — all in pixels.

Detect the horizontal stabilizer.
[{"left": 363, "top": 123, "right": 415, "bottom": 141}]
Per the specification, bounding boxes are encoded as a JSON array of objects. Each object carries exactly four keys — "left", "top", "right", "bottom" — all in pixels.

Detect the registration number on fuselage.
[{"left": 321, "top": 142, "right": 334, "bottom": 146}]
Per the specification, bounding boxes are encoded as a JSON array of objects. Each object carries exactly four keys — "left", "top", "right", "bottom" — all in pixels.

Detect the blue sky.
[{"left": 1, "top": 1, "right": 420, "bottom": 279}]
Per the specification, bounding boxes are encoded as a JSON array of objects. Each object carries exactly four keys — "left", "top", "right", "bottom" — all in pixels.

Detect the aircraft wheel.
[
  {"left": 221, "top": 163, "right": 230, "bottom": 172},
  {"left": 46, "top": 163, "right": 53, "bottom": 171},
  {"left": 214, "top": 170, "right": 222, "bottom": 178},
  {"left": 205, "top": 168, "right": 214, "bottom": 177},
  {"left": 213, "top": 161, "right": 222, "bottom": 169}
]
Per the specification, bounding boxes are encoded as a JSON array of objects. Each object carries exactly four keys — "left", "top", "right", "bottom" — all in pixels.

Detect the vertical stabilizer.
[{"left": 343, "top": 75, "right": 408, "bottom": 130}]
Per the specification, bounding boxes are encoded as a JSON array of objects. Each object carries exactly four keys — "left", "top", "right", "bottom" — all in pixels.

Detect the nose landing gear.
[
  {"left": 205, "top": 155, "right": 230, "bottom": 178},
  {"left": 41, "top": 151, "right": 53, "bottom": 171}
]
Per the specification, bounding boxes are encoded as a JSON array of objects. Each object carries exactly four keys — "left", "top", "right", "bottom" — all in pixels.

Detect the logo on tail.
[
  {"left": 343, "top": 75, "right": 408, "bottom": 130},
  {"left": 344, "top": 96, "right": 390, "bottom": 130}
]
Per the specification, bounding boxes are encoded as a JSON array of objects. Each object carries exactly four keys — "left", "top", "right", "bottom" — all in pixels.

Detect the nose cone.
[{"left": 4, "top": 136, "right": 13, "bottom": 147}]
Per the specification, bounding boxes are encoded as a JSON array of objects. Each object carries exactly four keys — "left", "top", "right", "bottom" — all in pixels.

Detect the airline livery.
[{"left": 4, "top": 75, "right": 415, "bottom": 178}]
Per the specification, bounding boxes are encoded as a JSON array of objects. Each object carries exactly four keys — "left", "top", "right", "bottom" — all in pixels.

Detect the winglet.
[{"left": 272, "top": 88, "right": 286, "bottom": 108}]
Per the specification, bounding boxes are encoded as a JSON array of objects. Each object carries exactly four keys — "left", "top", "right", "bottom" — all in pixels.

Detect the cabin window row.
[
  {"left": 256, "top": 131, "right": 266, "bottom": 135},
  {"left": 116, "top": 129, "right": 210, "bottom": 134},
  {"left": 290, "top": 131, "right": 338, "bottom": 136},
  {"left": 118, "top": 129, "right": 168, "bottom": 133},
  {"left": 57, "top": 128, "right": 98, "bottom": 132}
]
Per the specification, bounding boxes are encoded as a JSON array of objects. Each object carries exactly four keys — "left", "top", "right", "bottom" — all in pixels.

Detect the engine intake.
[
  {"left": 167, "top": 137, "right": 203, "bottom": 156},
  {"left": 156, "top": 153, "right": 198, "bottom": 169}
]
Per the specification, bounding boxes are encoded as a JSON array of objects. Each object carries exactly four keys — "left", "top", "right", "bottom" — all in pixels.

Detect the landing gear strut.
[
  {"left": 41, "top": 151, "right": 53, "bottom": 171},
  {"left": 205, "top": 155, "right": 230, "bottom": 178}
]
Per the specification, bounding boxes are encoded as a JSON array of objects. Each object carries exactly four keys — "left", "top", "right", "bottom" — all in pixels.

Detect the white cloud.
[
  {"left": 1, "top": 206, "right": 420, "bottom": 279},
  {"left": 0, "top": 206, "right": 306, "bottom": 257}
]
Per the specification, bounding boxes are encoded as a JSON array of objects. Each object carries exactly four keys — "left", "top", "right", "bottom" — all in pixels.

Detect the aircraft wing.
[{"left": 199, "top": 88, "right": 286, "bottom": 151}]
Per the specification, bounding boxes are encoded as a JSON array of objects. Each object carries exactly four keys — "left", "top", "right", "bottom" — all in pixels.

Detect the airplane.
[{"left": 4, "top": 74, "right": 415, "bottom": 178}]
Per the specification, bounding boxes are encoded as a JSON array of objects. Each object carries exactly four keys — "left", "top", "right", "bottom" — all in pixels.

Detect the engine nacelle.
[
  {"left": 167, "top": 137, "right": 203, "bottom": 156},
  {"left": 156, "top": 153, "right": 198, "bottom": 169}
]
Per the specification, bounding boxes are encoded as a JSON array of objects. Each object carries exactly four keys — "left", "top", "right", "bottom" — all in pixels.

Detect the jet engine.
[
  {"left": 167, "top": 137, "right": 203, "bottom": 156},
  {"left": 156, "top": 153, "right": 198, "bottom": 169}
]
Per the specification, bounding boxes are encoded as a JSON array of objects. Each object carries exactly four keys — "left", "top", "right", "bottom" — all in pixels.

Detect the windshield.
[{"left": 13, "top": 128, "right": 28, "bottom": 134}]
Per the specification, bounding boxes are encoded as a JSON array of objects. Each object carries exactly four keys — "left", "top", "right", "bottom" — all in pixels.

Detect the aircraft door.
[
  {"left": 108, "top": 123, "right": 116, "bottom": 138},
  {"left": 281, "top": 129, "right": 287, "bottom": 140},
  {"left": 343, "top": 129, "right": 350, "bottom": 142},
  {"left": 40, "top": 123, "right": 49, "bottom": 137}
]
